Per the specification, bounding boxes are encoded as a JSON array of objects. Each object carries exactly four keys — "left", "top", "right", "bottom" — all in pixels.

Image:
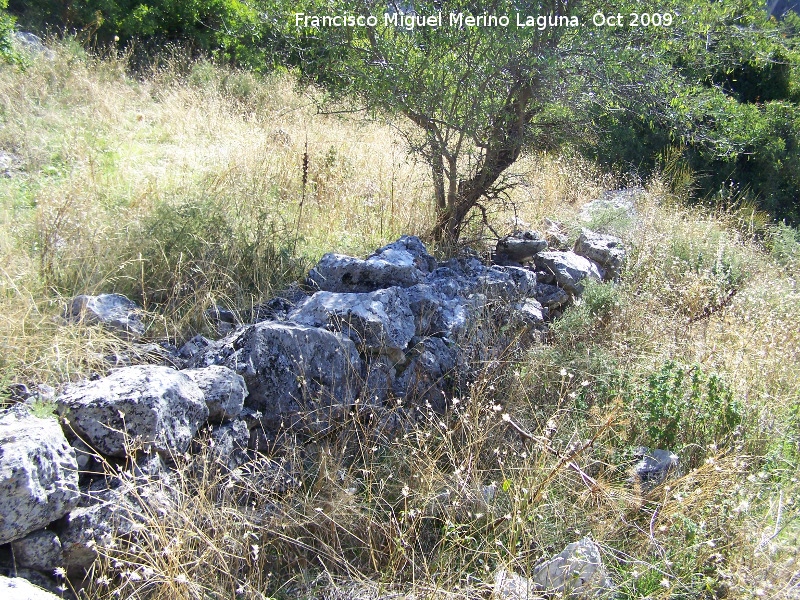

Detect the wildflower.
[
  {"left": 175, "top": 574, "right": 188, "bottom": 584},
  {"left": 501, "top": 413, "right": 511, "bottom": 422},
  {"left": 53, "top": 567, "right": 66, "bottom": 578},
  {"left": 660, "top": 578, "right": 670, "bottom": 589}
]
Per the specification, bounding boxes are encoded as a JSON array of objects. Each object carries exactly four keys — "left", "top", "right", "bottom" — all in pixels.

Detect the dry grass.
[{"left": 1, "top": 41, "right": 798, "bottom": 599}]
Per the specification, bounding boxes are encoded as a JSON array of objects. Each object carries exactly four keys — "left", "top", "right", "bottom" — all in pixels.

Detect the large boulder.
[
  {"left": 534, "top": 251, "right": 604, "bottom": 296},
  {"left": 195, "top": 321, "right": 362, "bottom": 432},
  {"left": 288, "top": 287, "right": 415, "bottom": 362},
  {"left": 0, "top": 406, "right": 80, "bottom": 544},
  {"left": 306, "top": 236, "right": 435, "bottom": 293},
  {"left": 65, "top": 293, "right": 145, "bottom": 339},
  {"left": 574, "top": 229, "right": 626, "bottom": 280},
  {"left": 0, "top": 576, "right": 63, "bottom": 600},
  {"left": 57, "top": 366, "right": 209, "bottom": 458},
  {"left": 183, "top": 365, "right": 247, "bottom": 423}
]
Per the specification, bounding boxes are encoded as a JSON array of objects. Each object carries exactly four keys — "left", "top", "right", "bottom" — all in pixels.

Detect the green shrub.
[
  {"left": 552, "top": 280, "right": 622, "bottom": 345},
  {"left": 0, "top": 0, "right": 19, "bottom": 65},
  {"left": 629, "top": 362, "right": 743, "bottom": 468}
]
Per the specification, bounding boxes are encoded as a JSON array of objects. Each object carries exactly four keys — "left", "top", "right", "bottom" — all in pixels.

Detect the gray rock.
[
  {"left": 633, "top": 448, "right": 679, "bottom": 492},
  {"left": 393, "top": 337, "right": 457, "bottom": 412},
  {"left": 0, "top": 576, "right": 63, "bottom": 600},
  {"left": 59, "top": 491, "right": 138, "bottom": 575},
  {"left": 57, "top": 366, "right": 209, "bottom": 458},
  {"left": 183, "top": 365, "right": 247, "bottom": 422},
  {"left": 178, "top": 334, "right": 212, "bottom": 359},
  {"left": 495, "top": 537, "right": 613, "bottom": 599},
  {"left": 535, "top": 282, "right": 570, "bottom": 309},
  {"left": 0, "top": 406, "right": 80, "bottom": 544},
  {"left": 210, "top": 420, "right": 250, "bottom": 471},
  {"left": 544, "top": 218, "right": 570, "bottom": 249},
  {"left": 574, "top": 229, "right": 626, "bottom": 280},
  {"left": 66, "top": 293, "right": 145, "bottom": 339},
  {"left": 534, "top": 251, "right": 604, "bottom": 296},
  {"left": 513, "top": 298, "right": 547, "bottom": 327},
  {"left": 288, "top": 287, "right": 415, "bottom": 362},
  {"left": 10, "top": 529, "right": 63, "bottom": 571},
  {"left": 199, "top": 321, "right": 362, "bottom": 432},
  {"left": 0, "top": 151, "right": 21, "bottom": 178},
  {"left": 495, "top": 231, "right": 548, "bottom": 264},
  {"left": 306, "top": 236, "right": 434, "bottom": 293},
  {"left": 532, "top": 536, "right": 614, "bottom": 597}
]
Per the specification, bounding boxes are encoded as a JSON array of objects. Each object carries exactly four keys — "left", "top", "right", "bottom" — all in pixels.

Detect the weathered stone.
[
  {"left": 57, "top": 366, "right": 209, "bottom": 458},
  {"left": 633, "top": 448, "right": 679, "bottom": 492},
  {"left": 306, "top": 236, "right": 434, "bottom": 293},
  {"left": 494, "top": 537, "right": 614, "bottom": 599},
  {"left": 532, "top": 537, "right": 614, "bottom": 597},
  {"left": 59, "top": 490, "right": 139, "bottom": 575},
  {"left": 210, "top": 420, "right": 250, "bottom": 471},
  {"left": 0, "top": 575, "right": 63, "bottom": 600},
  {"left": 0, "top": 406, "right": 80, "bottom": 544},
  {"left": 534, "top": 251, "right": 604, "bottom": 296},
  {"left": 393, "top": 337, "right": 457, "bottom": 412},
  {"left": 535, "top": 283, "right": 570, "bottom": 309},
  {"left": 66, "top": 293, "right": 145, "bottom": 339},
  {"left": 289, "top": 287, "right": 415, "bottom": 362},
  {"left": 198, "top": 321, "right": 362, "bottom": 432},
  {"left": 543, "top": 218, "right": 570, "bottom": 249},
  {"left": 575, "top": 229, "right": 626, "bottom": 280},
  {"left": 513, "top": 298, "right": 547, "bottom": 327},
  {"left": 495, "top": 231, "right": 548, "bottom": 264},
  {"left": 183, "top": 365, "right": 247, "bottom": 422},
  {"left": 10, "top": 529, "right": 63, "bottom": 571},
  {"left": 178, "top": 334, "right": 212, "bottom": 360}
]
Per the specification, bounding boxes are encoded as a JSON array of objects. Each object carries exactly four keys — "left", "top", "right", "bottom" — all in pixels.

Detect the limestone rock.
[
  {"left": 57, "top": 366, "right": 209, "bottom": 458},
  {"left": 393, "top": 337, "right": 457, "bottom": 412},
  {"left": 183, "top": 365, "right": 247, "bottom": 422},
  {"left": 66, "top": 293, "right": 145, "bottom": 339},
  {"left": 495, "top": 231, "right": 548, "bottom": 264},
  {"left": 210, "top": 420, "right": 251, "bottom": 471},
  {"left": 531, "top": 537, "right": 614, "bottom": 597},
  {"left": 10, "top": 529, "right": 63, "bottom": 571},
  {"left": 535, "top": 283, "right": 570, "bottom": 309},
  {"left": 534, "top": 251, "right": 604, "bottom": 296},
  {"left": 0, "top": 406, "right": 80, "bottom": 544},
  {"left": 289, "top": 287, "right": 415, "bottom": 362},
  {"left": 196, "top": 321, "right": 362, "bottom": 432},
  {"left": 0, "top": 576, "right": 63, "bottom": 600},
  {"left": 574, "top": 229, "right": 626, "bottom": 280},
  {"left": 579, "top": 188, "right": 641, "bottom": 224},
  {"left": 494, "top": 537, "right": 614, "bottom": 599},
  {"left": 306, "top": 236, "right": 434, "bottom": 293}
]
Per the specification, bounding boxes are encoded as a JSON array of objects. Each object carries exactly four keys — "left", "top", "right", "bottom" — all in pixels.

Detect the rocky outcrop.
[
  {"left": 0, "top": 407, "right": 80, "bottom": 545},
  {"left": 56, "top": 366, "right": 209, "bottom": 458},
  {"left": 307, "top": 236, "right": 435, "bottom": 293},
  {"left": 66, "top": 294, "right": 145, "bottom": 339},
  {"left": 10, "top": 530, "right": 63, "bottom": 571},
  {"left": 288, "top": 287, "right": 415, "bottom": 362},
  {"left": 495, "top": 230, "right": 548, "bottom": 264}
]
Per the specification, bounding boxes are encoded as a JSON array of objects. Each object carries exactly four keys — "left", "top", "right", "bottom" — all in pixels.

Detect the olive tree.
[{"left": 273, "top": 0, "right": 794, "bottom": 241}]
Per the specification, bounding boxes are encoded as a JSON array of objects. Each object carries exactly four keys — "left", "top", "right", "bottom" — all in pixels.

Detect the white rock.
[
  {"left": 574, "top": 229, "right": 626, "bottom": 280},
  {"left": 0, "top": 576, "right": 63, "bottom": 600},
  {"left": 534, "top": 251, "right": 604, "bottom": 296},
  {"left": 11, "top": 529, "right": 63, "bottom": 571},
  {"left": 0, "top": 406, "right": 79, "bottom": 544}
]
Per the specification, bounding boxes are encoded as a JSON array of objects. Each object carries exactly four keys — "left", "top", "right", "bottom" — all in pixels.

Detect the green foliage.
[
  {"left": 630, "top": 362, "right": 743, "bottom": 467},
  {"left": 0, "top": 0, "right": 20, "bottom": 65},
  {"left": 9, "top": 0, "right": 270, "bottom": 68},
  {"left": 767, "top": 221, "right": 800, "bottom": 267},
  {"left": 552, "top": 280, "right": 622, "bottom": 344},
  {"left": 586, "top": 0, "right": 800, "bottom": 224}
]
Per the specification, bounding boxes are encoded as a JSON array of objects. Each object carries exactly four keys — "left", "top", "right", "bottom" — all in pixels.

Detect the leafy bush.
[
  {"left": 629, "top": 362, "right": 743, "bottom": 468},
  {"left": 0, "top": 0, "right": 18, "bottom": 65},
  {"left": 552, "top": 280, "right": 622, "bottom": 345}
]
